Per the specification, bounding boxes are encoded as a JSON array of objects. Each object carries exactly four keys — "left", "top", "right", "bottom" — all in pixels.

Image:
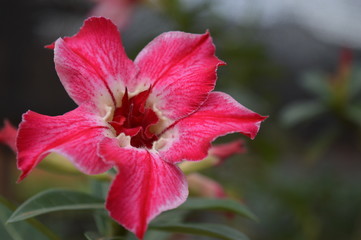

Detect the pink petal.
[
  {"left": 99, "top": 137, "right": 188, "bottom": 240},
  {"left": 89, "top": 0, "right": 139, "bottom": 29},
  {"left": 17, "top": 106, "right": 113, "bottom": 182},
  {"left": 135, "top": 31, "right": 224, "bottom": 121},
  {"left": 209, "top": 139, "right": 246, "bottom": 165},
  {"left": 187, "top": 173, "right": 226, "bottom": 198},
  {"left": 50, "top": 17, "right": 137, "bottom": 115},
  {"left": 0, "top": 120, "right": 17, "bottom": 152},
  {"left": 159, "top": 92, "right": 267, "bottom": 163}
]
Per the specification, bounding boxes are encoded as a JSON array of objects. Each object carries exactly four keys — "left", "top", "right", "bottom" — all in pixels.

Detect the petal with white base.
[
  {"left": 17, "top": 106, "right": 113, "bottom": 181},
  {"left": 159, "top": 92, "right": 267, "bottom": 163},
  {"left": 99, "top": 137, "right": 188, "bottom": 240}
]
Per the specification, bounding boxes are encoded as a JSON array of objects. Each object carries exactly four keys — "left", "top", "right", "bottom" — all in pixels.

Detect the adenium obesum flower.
[
  {"left": 187, "top": 173, "right": 226, "bottom": 198},
  {"left": 0, "top": 120, "right": 17, "bottom": 152},
  {"left": 182, "top": 140, "right": 246, "bottom": 198},
  {"left": 89, "top": 0, "right": 141, "bottom": 29},
  {"left": 179, "top": 139, "right": 245, "bottom": 174},
  {"left": 209, "top": 139, "right": 246, "bottom": 165},
  {"left": 17, "top": 17, "right": 266, "bottom": 239}
]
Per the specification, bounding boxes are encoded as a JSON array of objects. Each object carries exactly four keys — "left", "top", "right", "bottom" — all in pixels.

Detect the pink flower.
[
  {"left": 187, "top": 173, "right": 226, "bottom": 198},
  {"left": 0, "top": 120, "right": 17, "bottom": 152},
  {"left": 17, "top": 17, "right": 266, "bottom": 239},
  {"left": 89, "top": 0, "right": 140, "bottom": 29},
  {"left": 182, "top": 140, "right": 245, "bottom": 199},
  {"left": 179, "top": 140, "right": 246, "bottom": 174},
  {"left": 209, "top": 139, "right": 246, "bottom": 165}
]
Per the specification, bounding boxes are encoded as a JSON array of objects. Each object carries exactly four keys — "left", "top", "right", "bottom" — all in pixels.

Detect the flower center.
[{"left": 108, "top": 88, "right": 159, "bottom": 148}]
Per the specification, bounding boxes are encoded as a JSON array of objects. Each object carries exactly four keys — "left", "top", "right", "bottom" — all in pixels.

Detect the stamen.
[{"left": 108, "top": 87, "right": 159, "bottom": 148}]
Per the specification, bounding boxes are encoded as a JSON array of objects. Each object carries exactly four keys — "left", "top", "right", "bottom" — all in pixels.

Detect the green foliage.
[
  {"left": 6, "top": 187, "right": 258, "bottom": 240},
  {"left": 150, "top": 223, "right": 250, "bottom": 240},
  {"left": 0, "top": 196, "right": 60, "bottom": 240},
  {"left": 280, "top": 101, "right": 326, "bottom": 127},
  {"left": 7, "top": 189, "right": 103, "bottom": 223},
  {"left": 84, "top": 231, "right": 125, "bottom": 240},
  {"left": 280, "top": 62, "right": 361, "bottom": 163},
  {"left": 179, "top": 197, "right": 258, "bottom": 221},
  {"left": 302, "top": 72, "right": 332, "bottom": 101},
  {"left": 348, "top": 67, "right": 361, "bottom": 98}
]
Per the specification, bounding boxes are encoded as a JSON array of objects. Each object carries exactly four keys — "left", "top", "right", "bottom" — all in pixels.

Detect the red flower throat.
[{"left": 108, "top": 88, "right": 159, "bottom": 148}]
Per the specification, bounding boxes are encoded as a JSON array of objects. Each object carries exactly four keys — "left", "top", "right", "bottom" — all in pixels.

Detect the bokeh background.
[{"left": 1, "top": 0, "right": 361, "bottom": 239}]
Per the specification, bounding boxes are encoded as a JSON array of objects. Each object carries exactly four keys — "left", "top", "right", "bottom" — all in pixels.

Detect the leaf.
[
  {"left": 84, "top": 232, "right": 125, "bottom": 240},
  {"left": 125, "top": 233, "right": 138, "bottom": 240},
  {"left": 0, "top": 198, "right": 15, "bottom": 240},
  {"left": 301, "top": 72, "right": 331, "bottom": 100},
  {"left": 8, "top": 189, "right": 104, "bottom": 223},
  {"left": 179, "top": 198, "right": 258, "bottom": 221},
  {"left": 150, "top": 223, "right": 250, "bottom": 240},
  {"left": 0, "top": 218, "right": 12, "bottom": 240},
  {"left": 0, "top": 196, "right": 60, "bottom": 240},
  {"left": 304, "top": 126, "right": 339, "bottom": 163},
  {"left": 280, "top": 101, "right": 326, "bottom": 127},
  {"left": 133, "top": 209, "right": 189, "bottom": 240},
  {"left": 349, "top": 67, "right": 361, "bottom": 99},
  {"left": 91, "top": 180, "right": 112, "bottom": 235},
  {"left": 153, "top": 209, "right": 188, "bottom": 224},
  {"left": 142, "top": 230, "right": 173, "bottom": 240},
  {"left": 93, "top": 210, "right": 113, "bottom": 237},
  {"left": 345, "top": 103, "right": 361, "bottom": 126}
]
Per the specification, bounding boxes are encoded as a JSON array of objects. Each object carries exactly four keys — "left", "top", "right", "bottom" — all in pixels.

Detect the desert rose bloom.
[
  {"left": 182, "top": 140, "right": 246, "bottom": 198},
  {"left": 17, "top": 17, "right": 266, "bottom": 239},
  {"left": 0, "top": 120, "right": 17, "bottom": 152},
  {"left": 89, "top": 0, "right": 140, "bottom": 29},
  {"left": 187, "top": 173, "right": 226, "bottom": 198},
  {"left": 179, "top": 139, "right": 246, "bottom": 174},
  {"left": 209, "top": 139, "right": 246, "bottom": 164}
]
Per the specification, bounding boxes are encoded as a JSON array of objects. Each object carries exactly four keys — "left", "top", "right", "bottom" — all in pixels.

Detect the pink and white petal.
[
  {"left": 158, "top": 92, "right": 267, "bottom": 163},
  {"left": 0, "top": 120, "right": 17, "bottom": 152},
  {"left": 50, "top": 17, "right": 137, "bottom": 115},
  {"left": 135, "top": 31, "right": 224, "bottom": 121},
  {"left": 99, "top": 137, "right": 188, "bottom": 240},
  {"left": 17, "top": 106, "right": 113, "bottom": 182}
]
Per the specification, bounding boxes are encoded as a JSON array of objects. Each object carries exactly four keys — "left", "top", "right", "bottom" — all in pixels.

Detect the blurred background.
[{"left": 1, "top": 0, "right": 361, "bottom": 239}]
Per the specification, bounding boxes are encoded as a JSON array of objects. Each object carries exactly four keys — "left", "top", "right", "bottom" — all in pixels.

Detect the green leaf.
[
  {"left": 0, "top": 196, "right": 60, "bottom": 240},
  {"left": 93, "top": 209, "right": 113, "bottom": 237},
  {"left": 345, "top": 103, "right": 361, "bottom": 126},
  {"left": 127, "top": 229, "right": 176, "bottom": 240},
  {"left": 301, "top": 72, "right": 331, "bottom": 100},
  {"left": 125, "top": 233, "right": 138, "bottom": 240},
  {"left": 349, "top": 66, "right": 361, "bottom": 99},
  {"left": 150, "top": 223, "right": 249, "bottom": 240},
  {"left": 179, "top": 198, "right": 258, "bottom": 221},
  {"left": 280, "top": 101, "right": 326, "bottom": 127},
  {"left": 153, "top": 209, "right": 188, "bottom": 224},
  {"left": 90, "top": 180, "right": 112, "bottom": 235},
  {"left": 136, "top": 209, "right": 189, "bottom": 240},
  {"left": 8, "top": 189, "right": 104, "bottom": 223},
  {"left": 84, "top": 232, "right": 125, "bottom": 240},
  {"left": 304, "top": 126, "right": 339, "bottom": 163}
]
